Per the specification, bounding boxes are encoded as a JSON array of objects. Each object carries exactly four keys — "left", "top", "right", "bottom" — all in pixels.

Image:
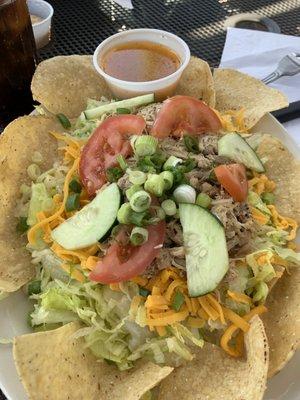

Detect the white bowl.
[
  {"left": 27, "top": 0, "right": 53, "bottom": 49},
  {"left": 93, "top": 29, "right": 190, "bottom": 100}
]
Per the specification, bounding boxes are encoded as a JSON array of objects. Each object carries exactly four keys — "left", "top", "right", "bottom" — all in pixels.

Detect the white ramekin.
[
  {"left": 93, "top": 29, "right": 190, "bottom": 100},
  {"left": 27, "top": 0, "right": 53, "bottom": 49}
]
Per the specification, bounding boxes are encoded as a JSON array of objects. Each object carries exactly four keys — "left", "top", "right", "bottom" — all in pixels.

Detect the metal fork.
[{"left": 262, "top": 52, "right": 300, "bottom": 84}]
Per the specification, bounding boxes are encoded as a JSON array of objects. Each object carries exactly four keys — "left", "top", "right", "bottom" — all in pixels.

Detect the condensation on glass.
[{"left": 0, "top": 0, "right": 37, "bottom": 127}]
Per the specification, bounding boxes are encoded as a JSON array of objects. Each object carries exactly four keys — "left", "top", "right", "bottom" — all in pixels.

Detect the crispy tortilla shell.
[
  {"left": 158, "top": 316, "right": 268, "bottom": 400},
  {"left": 31, "top": 55, "right": 112, "bottom": 118},
  {"left": 214, "top": 69, "right": 288, "bottom": 129},
  {"left": 13, "top": 322, "right": 173, "bottom": 400},
  {"left": 263, "top": 269, "right": 300, "bottom": 377},
  {"left": 257, "top": 135, "right": 300, "bottom": 376},
  {"left": 176, "top": 56, "right": 215, "bottom": 107},
  {"left": 0, "top": 116, "right": 62, "bottom": 292},
  {"left": 257, "top": 135, "right": 300, "bottom": 223}
]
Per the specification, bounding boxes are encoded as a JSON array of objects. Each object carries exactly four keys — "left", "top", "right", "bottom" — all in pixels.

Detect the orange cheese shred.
[
  {"left": 220, "top": 305, "right": 267, "bottom": 357},
  {"left": 198, "top": 297, "right": 219, "bottom": 321},
  {"left": 227, "top": 290, "right": 252, "bottom": 305},
  {"left": 222, "top": 307, "right": 250, "bottom": 333},
  {"left": 207, "top": 294, "right": 226, "bottom": 324}
]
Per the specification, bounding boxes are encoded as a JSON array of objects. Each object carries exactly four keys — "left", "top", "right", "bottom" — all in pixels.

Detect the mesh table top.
[
  {"left": 39, "top": 0, "right": 300, "bottom": 66},
  {"left": 1, "top": 0, "right": 300, "bottom": 399}
]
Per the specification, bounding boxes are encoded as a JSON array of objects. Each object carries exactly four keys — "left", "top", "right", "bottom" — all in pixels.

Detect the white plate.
[{"left": 0, "top": 113, "right": 299, "bottom": 400}]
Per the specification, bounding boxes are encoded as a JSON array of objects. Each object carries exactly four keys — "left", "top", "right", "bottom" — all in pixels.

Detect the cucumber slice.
[
  {"left": 218, "top": 132, "right": 265, "bottom": 172},
  {"left": 179, "top": 204, "right": 229, "bottom": 297},
  {"left": 84, "top": 94, "right": 154, "bottom": 120},
  {"left": 51, "top": 183, "right": 120, "bottom": 250}
]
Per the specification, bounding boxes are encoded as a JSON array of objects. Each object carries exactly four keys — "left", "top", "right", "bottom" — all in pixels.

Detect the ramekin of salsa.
[{"left": 93, "top": 29, "right": 190, "bottom": 101}]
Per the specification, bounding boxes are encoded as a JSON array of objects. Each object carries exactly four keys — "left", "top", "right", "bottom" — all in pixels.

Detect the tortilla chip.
[
  {"left": 263, "top": 270, "right": 300, "bottom": 377},
  {"left": 158, "top": 316, "right": 268, "bottom": 400},
  {"left": 257, "top": 135, "right": 300, "bottom": 223},
  {"left": 31, "top": 55, "right": 112, "bottom": 118},
  {"left": 214, "top": 69, "right": 288, "bottom": 129},
  {"left": 13, "top": 322, "right": 173, "bottom": 400},
  {"left": 0, "top": 116, "right": 62, "bottom": 292},
  {"left": 176, "top": 56, "right": 215, "bottom": 107}
]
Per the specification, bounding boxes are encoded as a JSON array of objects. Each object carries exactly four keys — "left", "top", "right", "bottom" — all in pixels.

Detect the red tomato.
[
  {"left": 79, "top": 115, "right": 146, "bottom": 196},
  {"left": 214, "top": 164, "right": 248, "bottom": 202},
  {"left": 151, "top": 95, "right": 221, "bottom": 137},
  {"left": 90, "top": 221, "right": 166, "bottom": 284}
]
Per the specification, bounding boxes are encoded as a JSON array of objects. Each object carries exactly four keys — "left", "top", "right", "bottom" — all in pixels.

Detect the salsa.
[{"left": 100, "top": 41, "right": 180, "bottom": 82}]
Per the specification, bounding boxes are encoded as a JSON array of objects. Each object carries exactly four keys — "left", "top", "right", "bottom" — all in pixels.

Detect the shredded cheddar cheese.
[
  {"left": 220, "top": 305, "right": 267, "bottom": 357},
  {"left": 268, "top": 205, "right": 298, "bottom": 240},
  {"left": 227, "top": 290, "right": 252, "bottom": 305},
  {"left": 248, "top": 173, "right": 276, "bottom": 195},
  {"left": 216, "top": 108, "right": 247, "bottom": 132},
  {"left": 250, "top": 206, "right": 270, "bottom": 225}
]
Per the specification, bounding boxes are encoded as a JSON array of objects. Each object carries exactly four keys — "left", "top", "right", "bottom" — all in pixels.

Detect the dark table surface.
[{"left": 1, "top": 0, "right": 300, "bottom": 398}]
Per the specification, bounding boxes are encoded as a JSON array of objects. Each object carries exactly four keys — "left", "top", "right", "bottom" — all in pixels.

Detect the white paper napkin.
[
  {"left": 220, "top": 27, "right": 300, "bottom": 146},
  {"left": 112, "top": 0, "right": 133, "bottom": 9},
  {"left": 220, "top": 28, "right": 300, "bottom": 103}
]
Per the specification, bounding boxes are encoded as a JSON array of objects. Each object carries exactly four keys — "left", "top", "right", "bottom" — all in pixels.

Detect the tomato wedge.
[
  {"left": 90, "top": 221, "right": 166, "bottom": 284},
  {"left": 79, "top": 115, "right": 146, "bottom": 196},
  {"left": 214, "top": 164, "right": 248, "bottom": 202},
  {"left": 151, "top": 95, "right": 221, "bottom": 137}
]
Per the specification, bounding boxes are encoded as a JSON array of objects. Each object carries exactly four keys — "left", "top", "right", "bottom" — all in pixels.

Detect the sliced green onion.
[
  {"left": 130, "top": 227, "right": 149, "bottom": 246},
  {"left": 117, "top": 203, "right": 151, "bottom": 226},
  {"left": 117, "top": 203, "right": 132, "bottom": 224},
  {"left": 180, "top": 158, "right": 197, "bottom": 173},
  {"left": 116, "top": 107, "right": 131, "bottom": 114},
  {"left": 27, "top": 280, "right": 41, "bottom": 295},
  {"left": 57, "top": 113, "right": 71, "bottom": 129},
  {"left": 69, "top": 179, "right": 82, "bottom": 193},
  {"left": 16, "top": 217, "right": 29, "bottom": 233},
  {"left": 65, "top": 193, "right": 80, "bottom": 212},
  {"left": 117, "top": 155, "right": 128, "bottom": 171},
  {"left": 132, "top": 136, "right": 158, "bottom": 157},
  {"left": 139, "top": 287, "right": 150, "bottom": 297},
  {"left": 106, "top": 167, "right": 123, "bottom": 183},
  {"left": 172, "top": 290, "right": 185, "bottom": 311},
  {"left": 128, "top": 169, "right": 147, "bottom": 185},
  {"left": 160, "top": 171, "right": 174, "bottom": 190},
  {"left": 27, "top": 163, "right": 41, "bottom": 181},
  {"left": 183, "top": 135, "right": 199, "bottom": 153},
  {"left": 31, "top": 151, "right": 43, "bottom": 164},
  {"left": 137, "top": 152, "right": 166, "bottom": 173},
  {"left": 253, "top": 281, "right": 268, "bottom": 303},
  {"left": 163, "top": 155, "right": 182, "bottom": 170},
  {"left": 173, "top": 184, "right": 196, "bottom": 204},
  {"left": 129, "top": 210, "right": 150, "bottom": 227},
  {"left": 196, "top": 193, "right": 212, "bottom": 208},
  {"left": 144, "top": 174, "right": 165, "bottom": 197},
  {"left": 167, "top": 167, "right": 186, "bottom": 186},
  {"left": 130, "top": 190, "right": 151, "bottom": 212},
  {"left": 126, "top": 184, "right": 143, "bottom": 200},
  {"left": 161, "top": 199, "right": 177, "bottom": 216},
  {"left": 261, "top": 192, "right": 275, "bottom": 205}
]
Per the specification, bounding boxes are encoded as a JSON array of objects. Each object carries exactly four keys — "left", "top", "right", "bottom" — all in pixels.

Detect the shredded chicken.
[
  {"left": 160, "top": 137, "right": 189, "bottom": 159},
  {"left": 137, "top": 103, "right": 162, "bottom": 131},
  {"left": 198, "top": 135, "right": 218, "bottom": 155},
  {"left": 166, "top": 220, "right": 183, "bottom": 246},
  {"left": 211, "top": 201, "right": 254, "bottom": 255}
]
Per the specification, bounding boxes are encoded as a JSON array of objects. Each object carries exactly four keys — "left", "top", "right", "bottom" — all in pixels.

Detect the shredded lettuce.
[
  {"left": 247, "top": 191, "right": 271, "bottom": 215},
  {"left": 273, "top": 246, "right": 300, "bottom": 265},
  {"left": 246, "top": 250, "right": 276, "bottom": 283},
  {"left": 27, "top": 183, "right": 53, "bottom": 226}
]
